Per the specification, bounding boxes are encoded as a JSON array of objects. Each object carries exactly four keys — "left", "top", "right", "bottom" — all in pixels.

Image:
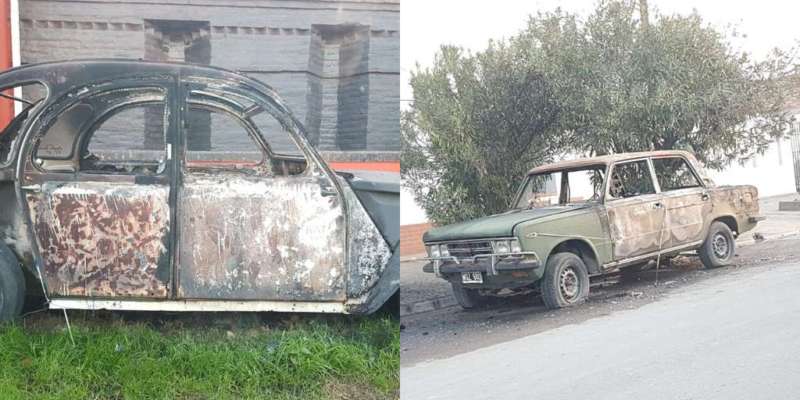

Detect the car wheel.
[
  {"left": 699, "top": 221, "right": 735, "bottom": 269},
  {"left": 541, "top": 252, "right": 590, "bottom": 309},
  {"left": 0, "top": 244, "right": 25, "bottom": 322},
  {"left": 450, "top": 282, "right": 488, "bottom": 310}
]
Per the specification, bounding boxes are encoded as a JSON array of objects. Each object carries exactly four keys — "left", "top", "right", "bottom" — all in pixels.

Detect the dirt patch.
[{"left": 325, "top": 381, "right": 397, "bottom": 400}]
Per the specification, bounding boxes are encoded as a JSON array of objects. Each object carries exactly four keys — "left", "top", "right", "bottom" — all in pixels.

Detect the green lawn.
[{"left": 0, "top": 312, "right": 399, "bottom": 400}]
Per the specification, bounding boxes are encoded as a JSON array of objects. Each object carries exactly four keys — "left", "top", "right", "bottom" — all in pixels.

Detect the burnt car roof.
[
  {"left": 527, "top": 150, "right": 697, "bottom": 175},
  {"left": 0, "top": 59, "right": 289, "bottom": 112}
]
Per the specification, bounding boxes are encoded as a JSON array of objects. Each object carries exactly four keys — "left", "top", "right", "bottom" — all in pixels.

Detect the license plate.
[{"left": 462, "top": 271, "right": 483, "bottom": 284}]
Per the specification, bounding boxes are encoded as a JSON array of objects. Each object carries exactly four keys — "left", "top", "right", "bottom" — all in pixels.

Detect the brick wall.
[
  {"left": 400, "top": 222, "right": 432, "bottom": 257},
  {"left": 18, "top": 0, "right": 399, "bottom": 154}
]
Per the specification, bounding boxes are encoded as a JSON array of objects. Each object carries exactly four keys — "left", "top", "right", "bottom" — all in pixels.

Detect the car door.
[
  {"left": 652, "top": 156, "right": 711, "bottom": 249},
  {"left": 174, "top": 81, "right": 352, "bottom": 301},
  {"left": 604, "top": 158, "right": 667, "bottom": 259},
  {"left": 21, "top": 79, "right": 176, "bottom": 298}
]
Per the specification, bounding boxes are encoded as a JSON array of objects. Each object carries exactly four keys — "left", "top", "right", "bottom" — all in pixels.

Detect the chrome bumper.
[{"left": 422, "top": 251, "right": 541, "bottom": 277}]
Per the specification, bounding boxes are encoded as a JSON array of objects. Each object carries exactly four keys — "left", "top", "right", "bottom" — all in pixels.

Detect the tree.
[
  {"left": 519, "top": 0, "right": 797, "bottom": 168},
  {"left": 402, "top": 44, "right": 564, "bottom": 225},
  {"left": 403, "top": 0, "right": 797, "bottom": 225}
]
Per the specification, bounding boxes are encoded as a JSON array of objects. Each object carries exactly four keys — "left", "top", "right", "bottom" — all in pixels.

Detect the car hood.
[{"left": 423, "top": 205, "right": 587, "bottom": 243}]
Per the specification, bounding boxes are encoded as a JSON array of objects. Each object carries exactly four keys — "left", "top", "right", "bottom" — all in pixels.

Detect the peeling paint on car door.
[
  {"left": 652, "top": 156, "right": 712, "bottom": 248},
  {"left": 604, "top": 159, "right": 667, "bottom": 259},
  {"left": 174, "top": 84, "right": 348, "bottom": 301},
  {"left": 21, "top": 81, "right": 175, "bottom": 298},
  {"left": 27, "top": 182, "right": 172, "bottom": 297}
]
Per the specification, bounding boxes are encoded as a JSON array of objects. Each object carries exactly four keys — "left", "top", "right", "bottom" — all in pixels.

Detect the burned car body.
[
  {"left": 423, "top": 150, "right": 762, "bottom": 309},
  {"left": 0, "top": 60, "right": 398, "bottom": 319}
]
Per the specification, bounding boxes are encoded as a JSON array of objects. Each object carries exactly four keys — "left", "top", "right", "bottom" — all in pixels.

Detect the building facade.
[{"left": 17, "top": 0, "right": 399, "bottom": 162}]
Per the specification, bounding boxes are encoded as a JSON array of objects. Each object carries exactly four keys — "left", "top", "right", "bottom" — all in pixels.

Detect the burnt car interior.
[
  {"left": 608, "top": 160, "right": 656, "bottom": 199},
  {"left": 516, "top": 166, "right": 606, "bottom": 209},
  {"left": 652, "top": 157, "right": 702, "bottom": 191}
]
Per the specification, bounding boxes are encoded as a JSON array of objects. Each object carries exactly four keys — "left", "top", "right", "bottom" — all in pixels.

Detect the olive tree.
[
  {"left": 403, "top": 0, "right": 797, "bottom": 225},
  {"left": 402, "top": 44, "right": 564, "bottom": 225},
  {"left": 521, "top": 0, "right": 797, "bottom": 168}
]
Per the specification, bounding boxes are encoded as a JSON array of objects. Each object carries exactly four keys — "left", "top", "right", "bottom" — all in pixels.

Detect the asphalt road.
[{"left": 401, "top": 259, "right": 800, "bottom": 400}]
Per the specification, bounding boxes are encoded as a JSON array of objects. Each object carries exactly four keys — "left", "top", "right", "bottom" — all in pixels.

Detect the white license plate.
[{"left": 462, "top": 272, "right": 483, "bottom": 284}]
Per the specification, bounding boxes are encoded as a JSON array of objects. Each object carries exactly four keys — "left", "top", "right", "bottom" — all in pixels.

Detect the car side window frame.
[
  {"left": 651, "top": 155, "right": 706, "bottom": 192},
  {"left": 77, "top": 98, "right": 170, "bottom": 177},
  {"left": 29, "top": 79, "right": 176, "bottom": 177},
  {"left": 604, "top": 158, "right": 661, "bottom": 202},
  {"left": 180, "top": 83, "right": 311, "bottom": 177},
  {"left": 182, "top": 98, "right": 268, "bottom": 173}
]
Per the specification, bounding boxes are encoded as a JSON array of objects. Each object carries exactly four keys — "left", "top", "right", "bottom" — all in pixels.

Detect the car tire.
[
  {"left": 541, "top": 252, "right": 590, "bottom": 309},
  {"left": 699, "top": 221, "right": 735, "bottom": 269},
  {"left": 450, "top": 282, "right": 488, "bottom": 310},
  {"left": 0, "top": 244, "right": 25, "bottom": 322}
]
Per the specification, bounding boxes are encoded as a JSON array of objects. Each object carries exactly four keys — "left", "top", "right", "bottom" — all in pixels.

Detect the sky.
[{"left": 399, "top": 0, "right": 800, "bottom": 224}]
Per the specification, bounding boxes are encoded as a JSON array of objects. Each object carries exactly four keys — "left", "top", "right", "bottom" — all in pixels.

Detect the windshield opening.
[{"left": 513, "top": 166, "right": 606, "bottom": 209}]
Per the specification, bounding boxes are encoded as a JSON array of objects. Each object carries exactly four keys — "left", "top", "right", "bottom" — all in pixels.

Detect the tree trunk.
[{"left": 639, "top": 0, "right": 650, "bottom": 31}]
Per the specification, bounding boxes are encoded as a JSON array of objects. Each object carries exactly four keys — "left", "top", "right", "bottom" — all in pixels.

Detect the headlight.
[
  {"left": 493, "top": 240, "right": 510, "bottom": 254},
  {"left": 493, "top": 239, "right": 521, "bottom": 254},
  {"left": 430, "top": 245, "right": 441, "bottom": 258},
  {"left": 440, "top": 244, "right": 450, "bottom": 257}
]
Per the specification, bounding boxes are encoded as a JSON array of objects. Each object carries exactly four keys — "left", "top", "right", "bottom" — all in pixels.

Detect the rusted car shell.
[
  {"left": 0, "top": 60, "right": 398, "bottom": 315},
  {"left": 423, "top": 150, "right": 762, "bottom": 290}
]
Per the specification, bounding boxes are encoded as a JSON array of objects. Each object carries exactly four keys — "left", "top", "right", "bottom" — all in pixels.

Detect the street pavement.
[{"left": 401, "top": 260, "right": 800, "bottom": 400}]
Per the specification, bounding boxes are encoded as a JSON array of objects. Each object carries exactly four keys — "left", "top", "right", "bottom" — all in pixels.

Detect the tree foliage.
[
  {"left": 402, "top": 45, "right": 564, "bottom": 224},
  {"left": 402, "top": 0, "right": 798, "bottom": 225}
]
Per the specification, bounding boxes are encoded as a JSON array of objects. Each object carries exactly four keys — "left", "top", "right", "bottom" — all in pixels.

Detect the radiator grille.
[{"left": 445, "top": 241, "right": 493, "bottom": 259}]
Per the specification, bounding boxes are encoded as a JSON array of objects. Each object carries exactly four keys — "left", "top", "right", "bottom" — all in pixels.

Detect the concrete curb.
[
  {"left": 737, "top": 230, "right": 800, "bottom": 247},
  {"left": 401, "top": 295, "right": 457, "bottom": 317}
]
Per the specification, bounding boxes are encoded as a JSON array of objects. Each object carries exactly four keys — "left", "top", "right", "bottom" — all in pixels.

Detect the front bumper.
[{"left": 422, "top": 252, "right": 541, "bottom": 277}]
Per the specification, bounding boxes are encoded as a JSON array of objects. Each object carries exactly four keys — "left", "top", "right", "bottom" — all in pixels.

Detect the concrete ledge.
[
  {"left": 320, "top": 151, "right": 399, "bottom": 162},
  {"left": 93, "top": 150, "right": 399, "bottom": 162},
  {"left": 778, "top": 200, "right": 800, "bottom": 211}
]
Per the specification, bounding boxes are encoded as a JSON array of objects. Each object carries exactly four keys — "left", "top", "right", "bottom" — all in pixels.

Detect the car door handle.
[
  {"left": 653, "top": 202, "right": 664, "bottom": 209},
  {"left": 701, "top": 193, "right": 710, "bottom": 201}
]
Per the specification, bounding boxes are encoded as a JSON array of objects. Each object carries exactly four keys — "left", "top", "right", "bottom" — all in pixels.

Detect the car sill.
[
  {"left": 49, "top": 298, "right": 348, "bottom": 314},
  {"left": 602, "top": 240, "right": 704, "bottom": 270}
]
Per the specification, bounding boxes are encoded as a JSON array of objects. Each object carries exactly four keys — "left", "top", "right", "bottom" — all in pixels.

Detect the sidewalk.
[{"left": 400, "top": 193, "right": 800, "bottom": 316}]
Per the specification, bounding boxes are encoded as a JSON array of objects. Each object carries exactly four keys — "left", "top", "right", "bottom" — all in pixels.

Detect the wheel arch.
[
  {"left": 712, "top": 215, "right": 739, "bottom": 237},
  {"left": 549, "top": 238, "right": 600, "bottom": 274}
]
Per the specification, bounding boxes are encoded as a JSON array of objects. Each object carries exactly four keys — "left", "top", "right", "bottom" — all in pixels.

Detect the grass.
[{"left": 0, "top": 311, "right": 399, "bottom": 400}]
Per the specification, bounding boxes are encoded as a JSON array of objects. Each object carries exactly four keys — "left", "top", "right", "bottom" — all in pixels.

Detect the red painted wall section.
[
  {"left": 329, "top": 161, "right": 400, "bottom": 172},
  {"left": 0, "top": 0, "right": 13, "bottom": 130}
]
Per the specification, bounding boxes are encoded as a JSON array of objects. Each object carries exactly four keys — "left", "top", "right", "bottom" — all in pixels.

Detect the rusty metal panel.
[
  {"left": 660, "top": 190, "right": 709, "bottom": 248},
  {"left": 605, "top": 196, "right": 666, "bottom": 259},
  {"left": 177, "top": 174, "right": 346, "bottom": 301},
  {"left": 343, "top": 183, "right": 393, "bottom": 299},
  {"left": 26, "top": 182, "right": 171, "bottom": 297}
]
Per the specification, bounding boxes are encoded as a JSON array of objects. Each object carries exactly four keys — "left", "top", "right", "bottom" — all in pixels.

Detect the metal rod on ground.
[
  {"left": 655, "top": 202, "right": 668, "bottom": 286},
  {"left": 62, "top": 308, "right": 75, "bottom": 346}
]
